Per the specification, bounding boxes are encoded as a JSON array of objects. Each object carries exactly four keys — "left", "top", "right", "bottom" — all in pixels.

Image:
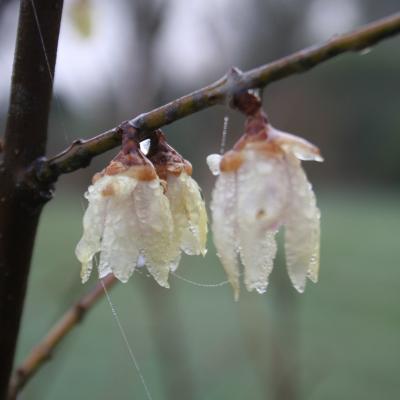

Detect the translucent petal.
[
  {"left": 238, "top": 149, "right": 290, "bottom": 230},
  {"left": 132, "top": 179, "right": 176, "bottom": 288},
  {"left": 97, "top": 176, "right": 139, "bottom": 283},
  {"left": 75, "top": 175, "right": 114, "bottom": 283},
  {"left": 236, "top": 152, "right": 284, "bottom": 293},
  {"left": 210, "top": 171, "right": 240, "bottom": 299},
  {"left": 167, "top": 173, "right": 208, "bottom": 257},
  {"left": 284, "top": 153, "right": 321, "bottom": 292},
  {"left": 239, "top": 226, "right": 277, "bottom": 294},
  {"left": 271, "top": 128, "right": 323, "bottom": 162}
]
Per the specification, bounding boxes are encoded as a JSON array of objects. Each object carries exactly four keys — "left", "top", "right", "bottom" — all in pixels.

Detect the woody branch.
[
  {"left": 35, "top": 12, "right": 400, "bottom": 183},
  {"left": 0, "top": 1, "right": 63, "bottom": 399},
  {"left": 7, "top": 275, "right": 117, "bottom": 400}
]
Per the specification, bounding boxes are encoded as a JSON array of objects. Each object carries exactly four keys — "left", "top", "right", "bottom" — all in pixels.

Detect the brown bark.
[{"left": 0, "top": 1, "right": 63, "bottom": 399}]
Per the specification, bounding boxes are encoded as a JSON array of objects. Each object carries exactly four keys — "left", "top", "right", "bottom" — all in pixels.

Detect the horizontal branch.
[
  {"left": 7, "top": 275, "right": 117, "bottom": 400},
  {"left": 36, "top": 12, "right": 400, "bottom": 182}
]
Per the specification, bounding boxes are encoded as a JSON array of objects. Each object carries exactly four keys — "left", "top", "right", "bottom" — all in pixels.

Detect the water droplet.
[
  {"left": 140, "top": 139, "right": 150, "bottom": 155},
  {"left": 206, "top": 154, "right": 222, "bottom": 176},
  {"left": 293, "top": 282, "right": 305, "bottom": 293},
  {"left": 293, "top": 150, "right": 324, "bottom": 162},
  {"left": 188, "top": 223, "right": 198, "bottom": 235},
  {"left": 137, "top": 253, "right": 146, "bottom": 268},
  {"left": 359, "top": 47, "right": 371, "bottom": 56}
]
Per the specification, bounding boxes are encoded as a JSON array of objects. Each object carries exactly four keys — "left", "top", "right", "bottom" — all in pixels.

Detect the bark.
[{"left": 0, "top": 1, "right": 63, "bottom": 399}]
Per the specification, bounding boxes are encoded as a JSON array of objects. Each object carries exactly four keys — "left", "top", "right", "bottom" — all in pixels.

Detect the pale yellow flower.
[
  {"left": 148, "top": 130, "right": 207, "bottom": 258},
  {"left": 76, "top": 129, "right": 207, "bottom": 287},
  {"left": 76, "top": 143, "right": 179, "bottom": 287},
  {"left": 208, "top": 111, "right": 322, "bottom": 300}
]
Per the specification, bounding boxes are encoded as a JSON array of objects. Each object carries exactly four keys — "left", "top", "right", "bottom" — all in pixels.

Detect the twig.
[
  {"left": 7, "top": 275, "right": 117, "bottom": 400},
  {"left": 35, "top": 12, "right": 400, "bottom": 183}
]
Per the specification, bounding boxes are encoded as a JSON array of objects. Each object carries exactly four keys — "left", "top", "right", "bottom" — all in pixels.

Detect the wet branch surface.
[
  {"left": 36, "top": 12, "right": 400, "bottom": 183},
  {"left": 0, "top": 1, "right": 63, "bottom": 399}
]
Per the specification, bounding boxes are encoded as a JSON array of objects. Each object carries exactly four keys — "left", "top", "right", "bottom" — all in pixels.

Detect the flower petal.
[
  {"left": 167, "top": 173, "right": 208, "bottom": 256},
  {"left": 237, "top": 151, "right": 286, "bottom": 293},
  {"left": 211, "top": 171, "right": 240, "bottom": 300},
  {"left": 75, "top": 176, "right": 113, "bottom": 283},
  {"left": 271, "top": 128, "right": 323, "bottom": 162},
  {"left": 98, "top": 176, "right": 140, "bottom": 282},
  {"left": 133, "top": 179, "right": 176, "bottom": 287},
  {"left": 239, "top": 227, "right": 277, "bottom": 294},
  {"left": 239, "top": 149, "right": 290, "bottom": 230},
  {"left": 284, "top": 153, "right": 321, "bottom": 292}
]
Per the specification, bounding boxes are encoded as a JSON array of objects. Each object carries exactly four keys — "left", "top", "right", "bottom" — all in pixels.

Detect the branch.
[
  {"left": 7, "top": 275, "right": 117, "bottom": 400},
  {"left": 36, "top": 12, "right": 400, "bottom": 183},
  {"left": 0, "top": 1, "right": 63, "bottom": 399}
]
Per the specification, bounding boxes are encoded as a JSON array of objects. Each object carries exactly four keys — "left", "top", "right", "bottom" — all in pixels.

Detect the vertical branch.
[{"left": 0, "top": 1, "right": 63, "bottom": 399}]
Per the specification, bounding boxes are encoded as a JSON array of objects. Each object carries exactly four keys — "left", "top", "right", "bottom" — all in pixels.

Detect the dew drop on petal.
[
  {"left": 210, "top": 171, "right": 240, "bottom": 299},
  {"left": 359, "top": 47, "right": 371, "bottom": 56},
  {"left": 283, "top": 153, "right": 320, "bottom": 291},
  {"left": 139, "top": 139, "right": 151, "bottom": 155},
  {"left": 207, "top": 154, "right": 222, "bottom": 176},
  {"left": 137, "top": 253, "right": 146, "bottom": 268},
  {"left": 166, "top": 173, "right": 208, "bottom": 257},
  {"left": 292, "top": 149, "right": 324, "bottom": 162}
]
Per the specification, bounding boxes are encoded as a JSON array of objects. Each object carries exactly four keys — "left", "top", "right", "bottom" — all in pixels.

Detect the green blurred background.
[{"left": 1, "top": 0, "right": 400, "bottom": 399}]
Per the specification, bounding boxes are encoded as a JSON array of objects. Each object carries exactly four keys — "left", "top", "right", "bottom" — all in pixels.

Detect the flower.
[
  {"left": 207, "top": 109, "right": 323, "bottom": 300},
  {"left": 76, "top": 126, "right": 207, "bottom": 287},
  {"left": 75, "top": 137, "right": 179, "bottom": 287},
  {"left": 148, "top": 130, "right": 207, "bottom": 258}
]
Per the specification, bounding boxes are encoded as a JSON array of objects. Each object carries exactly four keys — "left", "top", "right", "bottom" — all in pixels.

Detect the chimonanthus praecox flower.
[
  {"left": 76, "top": 124, "right": 207, "bottom": 287},
  {"left": 207, "top": 96, "right": 323, "bottom": 300},
  {"left": 147, "top": 130, "right": 208, "bottom": 258}
]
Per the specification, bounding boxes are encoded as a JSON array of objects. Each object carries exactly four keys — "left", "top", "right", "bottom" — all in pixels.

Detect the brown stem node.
[{"left": 231, "top": 91, "right": 263, "bottom": 116}]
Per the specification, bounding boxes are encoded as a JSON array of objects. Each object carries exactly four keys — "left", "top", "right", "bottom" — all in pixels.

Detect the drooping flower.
[
  {"left": 148, "top": 130, "right": 208, "bottom": 258},
  {"left": 76, "top": 125, "right": 208, "bottom": 287},
  {"left": 208, "top": 107, "right": 323, "bottom": 300},
  {"left": 75, "top": 129, "right": 179, "bottom": 287}
]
